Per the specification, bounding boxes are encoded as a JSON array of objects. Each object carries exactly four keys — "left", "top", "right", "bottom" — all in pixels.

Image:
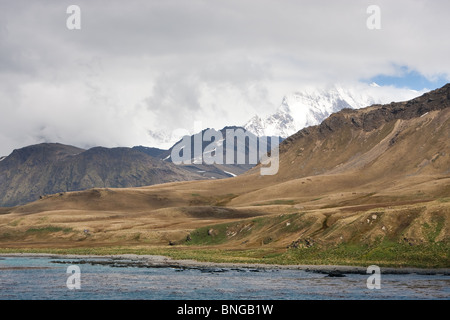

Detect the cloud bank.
[{"left": 0, "top": 0, "right": 449, "bottom": 155}]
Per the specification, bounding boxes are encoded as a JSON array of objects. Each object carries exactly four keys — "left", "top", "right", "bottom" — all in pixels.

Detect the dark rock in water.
[
  {"left": 199, "top": 267, "right": 228, "bottom": 274},
  {"left": 326, "top": 270, "right": 346, "bottom": 277},
  {"left": 231, "top": 268, "right": 248, "bottom": 273},
  {"left": 306, "top": 268, "right": 347, "bottom": 277}
]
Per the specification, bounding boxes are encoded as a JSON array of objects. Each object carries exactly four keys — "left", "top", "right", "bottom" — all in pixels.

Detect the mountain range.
[
  {"left": 0, "top": 127, "right": 279, "bottom": 207},
  {"left": 0, "top": 83, "right": 448, "bottom": 267},
  {"left": 0, "top": 143, "right": 204, "bottom": 207}
]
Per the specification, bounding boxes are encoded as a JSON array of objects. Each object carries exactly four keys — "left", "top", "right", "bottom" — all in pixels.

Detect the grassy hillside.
[{"left": 0, "top": 84, "right": 449, "bottom": 268}]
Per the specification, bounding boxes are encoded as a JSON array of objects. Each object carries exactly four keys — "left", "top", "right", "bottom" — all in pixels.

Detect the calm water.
[{"left": 0, "top": 256, "right": 448, "bottom": 300}]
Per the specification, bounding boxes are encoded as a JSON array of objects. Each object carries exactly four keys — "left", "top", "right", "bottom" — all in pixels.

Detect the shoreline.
[{"left": 1, "top": 253, "right": 449, "bottom": 275}]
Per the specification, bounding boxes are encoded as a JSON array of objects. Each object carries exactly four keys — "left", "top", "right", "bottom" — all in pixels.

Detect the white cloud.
[{"left": 0, "top": 0, "right": 449, "bottom": 155}]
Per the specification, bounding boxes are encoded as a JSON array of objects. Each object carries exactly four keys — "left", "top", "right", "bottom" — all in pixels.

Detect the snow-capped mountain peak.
[{"left": 244, "top": 85, "right": 381, "bottom": 137}]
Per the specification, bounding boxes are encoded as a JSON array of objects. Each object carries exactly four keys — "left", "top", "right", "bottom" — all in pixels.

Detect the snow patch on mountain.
[{"left": 223, "top": 170, "right": 237, "bottom": 177}]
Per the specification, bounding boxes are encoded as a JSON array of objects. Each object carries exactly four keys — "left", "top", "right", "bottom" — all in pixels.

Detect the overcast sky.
[{"left": 0, "top": 0, "right": 449, "bottom": 155}]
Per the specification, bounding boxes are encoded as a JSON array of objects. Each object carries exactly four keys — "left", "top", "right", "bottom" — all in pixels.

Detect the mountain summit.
[{"left": 244, "top": 84, "right": 418, "bottom": 137}]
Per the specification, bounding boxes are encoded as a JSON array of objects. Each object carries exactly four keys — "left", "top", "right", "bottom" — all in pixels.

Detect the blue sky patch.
[{"left": 366, "top": 66, "right": 448, "bottom": 91}]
